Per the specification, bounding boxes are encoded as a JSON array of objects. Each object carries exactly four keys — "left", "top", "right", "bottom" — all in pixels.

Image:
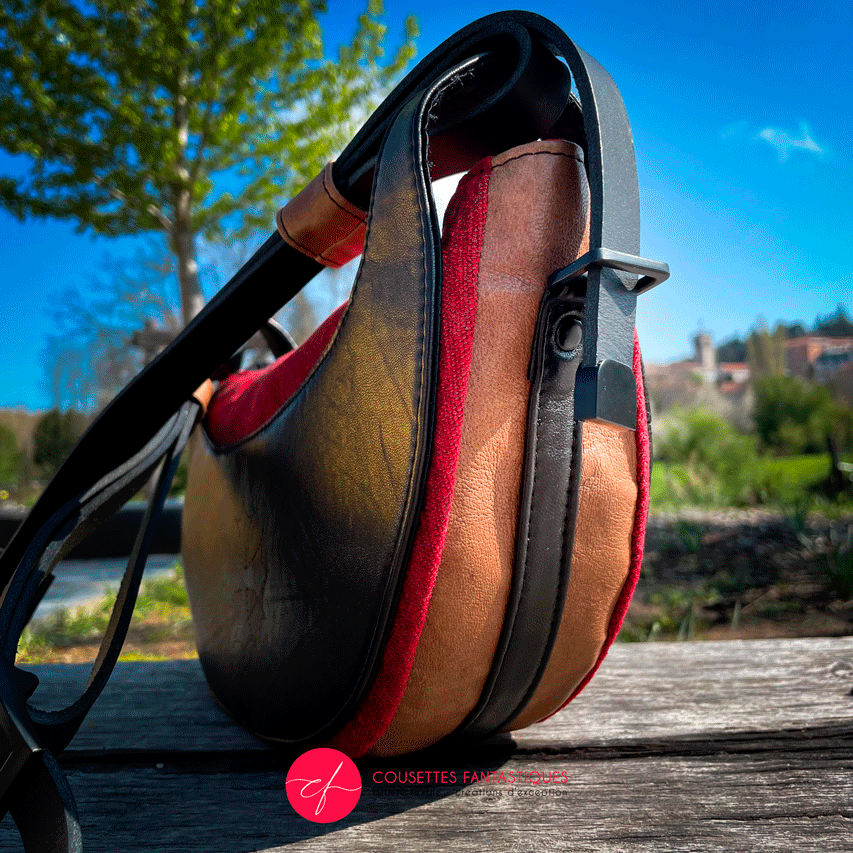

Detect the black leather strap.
[
  {"left": 334, "top": 22, "right": 570, "bottom": 203},
  {"left": 0, "top": 401, "right": 198, "bottom": 846},
  {"left": 456, "top": 299, "right": 587, "bottom": 739},
  {"left": 453, "top": 20, "right": 648, "bottom": 739}
]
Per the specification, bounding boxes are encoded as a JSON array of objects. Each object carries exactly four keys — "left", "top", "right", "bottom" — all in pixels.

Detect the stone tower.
[{"left": 693, "top": 332, "right": 716, "bottom": 381}]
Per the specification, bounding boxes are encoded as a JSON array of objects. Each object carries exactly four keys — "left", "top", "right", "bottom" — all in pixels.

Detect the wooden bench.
[{"left": 2, "top": 637, "right": 851, "bottom": 851}]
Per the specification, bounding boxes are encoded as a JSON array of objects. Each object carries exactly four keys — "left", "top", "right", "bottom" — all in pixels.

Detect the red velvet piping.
[
  {"left": 329, "top": 161, "right": 492, "bottom": 756},
  {"left": 205, "top": 302, "right": 349, "bottom": 446}
]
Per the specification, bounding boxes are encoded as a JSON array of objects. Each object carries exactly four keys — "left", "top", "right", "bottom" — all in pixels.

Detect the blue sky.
[{"left": 1, "top": 0, "right": 851, "bottom": 409}]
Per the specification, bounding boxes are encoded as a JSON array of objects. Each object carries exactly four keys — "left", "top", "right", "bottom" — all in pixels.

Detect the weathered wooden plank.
[
  {"left": 0, "top": 638, "right": 849, "bottom": 852},
  {"left": 29, "top": 658, "right": 264, "bottom": 753},
  {"left": 1, "top": 750, "right": 851, "bottom": 852},
  {"left": 21, "top": 636, "right": 853, "bottom": 754},
  {"left": 514, "top": 635, "right": 853, "bottom": 750}
]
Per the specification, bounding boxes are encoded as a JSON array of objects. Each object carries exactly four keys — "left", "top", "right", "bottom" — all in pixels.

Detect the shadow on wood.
[{"left": 1, "top": 638, "right": 851, "bottom": 851}]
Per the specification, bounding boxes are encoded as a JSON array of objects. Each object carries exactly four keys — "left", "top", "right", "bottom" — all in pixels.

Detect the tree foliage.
[
  {"left": 715, "top": 336, "right": 747, "bottom": 363},
  {"left": 753, "top": 375, "right": 853, "bottom": 455},
  {"left": 42, "top": 246, "right": 186, "bottom": 410},
  {"left": 32, "top": 408, "right": 87, "bottom": 477},
  {"left": 746, "top": 323, "right": 786, "bottom": 382},
  {"left": 814, "top": 306, "right": 853, "bottom": 338},
  {"left": 0, "top": 423, "right": 21, "bottom": 489},
  {"left": 41, "top": 238, "right": 353, "bottom": 410},
  {"left": 0, "top": 0, "right": 417, "bottom": 320}
]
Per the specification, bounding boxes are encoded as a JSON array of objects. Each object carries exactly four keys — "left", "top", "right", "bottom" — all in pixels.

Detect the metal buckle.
[{"left": 548, "top": 248, "right": 670, "bottom": 295}]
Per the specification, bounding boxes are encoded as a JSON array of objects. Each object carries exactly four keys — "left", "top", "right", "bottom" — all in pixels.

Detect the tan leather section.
[
  {"left": 504, "top": 419, "right": 638, "bottom": 731},
  {"left": 369, "top": 139, "right": 589, "bottom": 756},
  {"left": 276, "top": 162, "right": 367, "bottom": 268},
  {"left": 191, "top": 379, "right": 214, "bottom": 416}
]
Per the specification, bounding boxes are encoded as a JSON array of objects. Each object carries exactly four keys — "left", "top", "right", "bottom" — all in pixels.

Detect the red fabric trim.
[
  {"left": 330, "top": 162, "right": 492, "bottom": 756},
  {"left": 538, "top": 330, "right": 650, "bottom": 721},
  {"left": 205, "top": 303, "right": 348, "bottom": 446}
]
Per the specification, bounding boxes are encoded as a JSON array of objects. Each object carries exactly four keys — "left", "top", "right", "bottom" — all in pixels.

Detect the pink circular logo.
[{"left": 285, "top": 748, "right": 362, "bottom": 823}]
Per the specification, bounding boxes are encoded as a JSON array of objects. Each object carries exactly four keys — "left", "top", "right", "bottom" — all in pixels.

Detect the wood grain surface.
[{"left": 2, "top": 637, "right": 851, "bottom": 851}]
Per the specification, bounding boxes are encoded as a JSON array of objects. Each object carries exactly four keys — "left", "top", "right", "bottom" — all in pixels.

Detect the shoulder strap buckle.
[{"left": 548, "top": 247, "right": 670, "bottom": 295}]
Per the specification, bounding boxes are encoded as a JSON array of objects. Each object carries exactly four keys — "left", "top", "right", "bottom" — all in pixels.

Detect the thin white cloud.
[
  {"left": 755, "top": 122, "right": 824, "bottom": 162},
  {"left": 721, "top": 121, "right": 826, "bottom": 163}
]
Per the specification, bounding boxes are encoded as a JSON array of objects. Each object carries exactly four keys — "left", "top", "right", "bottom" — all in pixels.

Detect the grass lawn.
[
  {"left": 16, "top": 452, "right": 853, "bottom": 662},
  {"left": 650, "top": 452, "right": 853, "bottom": 515},
  {"left": 17, "top": 564, "right": 196, "bottom": 664}
]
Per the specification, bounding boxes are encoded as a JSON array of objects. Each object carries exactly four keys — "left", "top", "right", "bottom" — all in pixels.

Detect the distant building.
[
  {"left": 693, "top": 333, "right": 716, "bottom": 382},
  {"left": 718, "top": 362, "right": 750, "bottom": 384},
  {"left": 785, "top": 336, "right": 853, "bottom": 379},
  {"left": 644, "top": 333, "right": 751, "bottom": 420},
  {"left": 814, "top": 348, "right": 853, "bottom": 382},
  {"left": 648, "top": 333, "right": 750, "bottom": 389},
  {"left": 645, "top": 330, "right": 853, "bottom": 426}
]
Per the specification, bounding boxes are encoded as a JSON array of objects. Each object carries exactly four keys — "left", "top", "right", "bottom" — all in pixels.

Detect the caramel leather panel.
[
  {"left": 504, "top": 419, "right": 637, "bottom": 730},
  {"left": 370, "top": 139, "right": 589, "bottom": 756},
  {"left": 192, "top": 379, "right": 214, "bottom": 416},
  {"left": 275, "top": 162, "right": 367, "bottom": 268}
]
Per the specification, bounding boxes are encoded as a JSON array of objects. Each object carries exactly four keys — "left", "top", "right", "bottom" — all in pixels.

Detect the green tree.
[
  {"left": 0, "top": 423, "right": 22, "bottom": 490},
  {"left": 716, "top": 336, "right": 747, "bottom": 363},
  {"left": 814, "top": 306, "right": 853, "bottom": 338},
  {"left": 746, "top": 322, "right": 787, "bottom": 382},
  {"left": 0, "top": 0, "right": 417, "bottom": 323},
  {"left": 32, "top": 408, "right": 87, "bottom": 477},
  {"left": 753, "top": 375, "right": 853, "bottom": 454}
]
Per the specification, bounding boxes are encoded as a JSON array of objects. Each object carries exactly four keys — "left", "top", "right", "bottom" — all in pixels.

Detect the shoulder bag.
[{"left": 0, "top": 11, "right": 668, "bottom": 849}]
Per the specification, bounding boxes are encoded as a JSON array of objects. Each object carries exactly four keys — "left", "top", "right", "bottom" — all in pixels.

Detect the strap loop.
[{"left": 549, "top": 248, "right": 670, "bottom": 295}]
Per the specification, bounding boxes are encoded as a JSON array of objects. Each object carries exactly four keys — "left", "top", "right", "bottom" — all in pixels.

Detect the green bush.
[
  {"left": 651, "top": 452, "right": 850, "bottom": 511},
  {"left": 656, "top": 408, "right": 741, "bottom": 465},
  {"left": 651, "top": 407, "right": 851, "bottom": 509},
  {"left": 33, "top": 409, "right": 87, "bottom": 478},
  {"left": 753, "top": 375, "right": 853, "bottom": 455},
  {"left": 654, "top": 408, "right": 758, "bottom": 505},
  {"left": 0, "top": 423, "right": 22, "bottom": 490}
]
